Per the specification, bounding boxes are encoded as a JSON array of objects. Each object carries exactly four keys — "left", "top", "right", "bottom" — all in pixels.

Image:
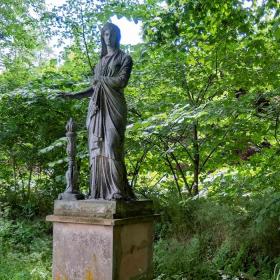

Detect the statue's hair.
[{"left": 101, "top": 23, "right": 121, "bottom": 58}]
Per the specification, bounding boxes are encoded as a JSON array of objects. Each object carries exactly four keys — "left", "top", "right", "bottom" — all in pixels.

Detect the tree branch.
[
  {"left": 274, "top": 114, "right": 280, "bottom": 145},
  {"left": 131, "top": 144, "right": 152, "bottom": 188},
  {"left": 178, "top": 140, "right": 195, "bottom": 162},
  {"left": 170, "top": 151, "right": 191, "bottom": 195},
  {"left": 196, "top": 73, "right": 216, "bottom": 104},
  {"left": 79, "top": 5, "right": 93, "bottom": 72},
  {"left": 199, "top": 125, "right": 232, "bottom": 173},
  {"left": 165, "top": 154, "right": 182, "bottom": 199}
]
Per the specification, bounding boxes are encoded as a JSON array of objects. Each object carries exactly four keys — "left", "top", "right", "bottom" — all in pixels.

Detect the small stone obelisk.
[{"left": 58, "top": 118, "right": 84, "bottom": 200}]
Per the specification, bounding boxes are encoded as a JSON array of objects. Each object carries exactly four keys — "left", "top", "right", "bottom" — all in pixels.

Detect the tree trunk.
[
  {"left": 193, "top": 121, "right": 199, "bottom": 195},
  {"left": 165, "top": 155, "right": 182, "bottom": 199},
  {"left": 27, "top": 166, "right": 33, "bottom": 199}
]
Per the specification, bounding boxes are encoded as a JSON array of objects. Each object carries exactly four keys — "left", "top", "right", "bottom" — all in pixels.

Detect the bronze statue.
[{"left": 60, "top": 23, "right": 135, "bottom": 200}]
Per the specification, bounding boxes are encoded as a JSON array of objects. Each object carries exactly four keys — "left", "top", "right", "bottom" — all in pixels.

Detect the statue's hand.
[
  {"left": 92, "top": 75, "right": 103, "bottom": 86},
  {"left": 92, "top": 79, "right": 98, "bottom": 86},
  {"left": 56, "top": 92, "right": 73, "bottom": 100}
]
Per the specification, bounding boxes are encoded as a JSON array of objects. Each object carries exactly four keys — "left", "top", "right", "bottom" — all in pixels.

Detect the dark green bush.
[
  {"left": 0, "top": 218, "right": 52, "bottom": 280},
  {"left": 151, "top": 192, "right": 280, "bottom": 279}
]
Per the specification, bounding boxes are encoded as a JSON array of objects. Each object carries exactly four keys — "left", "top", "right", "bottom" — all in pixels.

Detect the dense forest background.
[{"left": 0, "top": 0, "right": 279, "bottom": 279}]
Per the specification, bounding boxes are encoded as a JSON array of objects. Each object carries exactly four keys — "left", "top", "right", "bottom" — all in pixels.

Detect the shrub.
[
  {"left": 151, "top": 192, "right": 280, "bottom": 279},
  {"left": 0, "top": 218, "right": 52, "bottom": 280}
]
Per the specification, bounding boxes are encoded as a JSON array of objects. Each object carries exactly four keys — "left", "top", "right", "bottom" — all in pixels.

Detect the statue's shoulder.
[{"left": 118, "top": 50, "right": 133, "bottom": 64}]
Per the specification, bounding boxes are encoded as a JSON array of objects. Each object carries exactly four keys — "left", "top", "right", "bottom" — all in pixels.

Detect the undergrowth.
[
  {"left": 0, "top": 217, "right": 52, "bottom": 280},
  {"left": 0, "top": 190, "right": 279, "bottom": 279},
  {"left": 151, "top": 191, "right": 280, "bottom": 280}
]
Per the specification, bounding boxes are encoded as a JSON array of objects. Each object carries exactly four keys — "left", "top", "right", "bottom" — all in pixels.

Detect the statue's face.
[{"left": 103, "top": 28, "right": 117, "bottom": 48}]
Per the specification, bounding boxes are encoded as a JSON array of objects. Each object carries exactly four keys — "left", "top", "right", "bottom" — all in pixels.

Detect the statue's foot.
[{"left": 111, "top": 193, "right": 123, "bottom": 200}]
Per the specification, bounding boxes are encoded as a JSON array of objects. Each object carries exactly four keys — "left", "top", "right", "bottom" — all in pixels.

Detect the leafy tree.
[
  {"left": 0, "top": 0, "right": 280, "bottom": 278},
  {"left": 124, "top": 0, "right": 280, "bottom": 196}
]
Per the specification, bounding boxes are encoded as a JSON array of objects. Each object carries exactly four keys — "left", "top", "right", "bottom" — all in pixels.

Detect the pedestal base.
[
  {"left": 58, "top": 192, "right": 85, "bottom": 200},
  {"left": 46, "top": 200, "right": 156, "bottom": 280}
]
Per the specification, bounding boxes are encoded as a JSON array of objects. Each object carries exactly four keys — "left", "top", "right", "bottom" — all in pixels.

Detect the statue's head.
[{"left": 101, "top": 23, "right": 121, "bottom": 57}]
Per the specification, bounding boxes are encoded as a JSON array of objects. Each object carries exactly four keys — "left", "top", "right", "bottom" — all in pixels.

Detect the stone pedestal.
[{"left": 46, "top": 200, "right": 157, "bottom": 280}]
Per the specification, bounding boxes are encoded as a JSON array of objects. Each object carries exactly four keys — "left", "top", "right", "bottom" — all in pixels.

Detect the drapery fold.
[{"left": 87, "top": 50, "right": 134, "bottom": 200}]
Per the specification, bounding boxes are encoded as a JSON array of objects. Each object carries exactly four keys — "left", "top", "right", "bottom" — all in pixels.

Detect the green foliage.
[
  {"left": 0, "top": 218, "right": 51, "bottom": 280},
  {"left": 0, "top": 56, "right": 94, "bottom": 218},
  {"left": 125, "top": 0, "right": 280, "bottom": 196},
  {"left": 152, "top": 193, "right": 280, "bottom": 279},
  {"left": 0, "top": 0, "right": 45, "bottom": 80},
  {"left": 0, "top": 0, "right": 280, "bottom": 278}
]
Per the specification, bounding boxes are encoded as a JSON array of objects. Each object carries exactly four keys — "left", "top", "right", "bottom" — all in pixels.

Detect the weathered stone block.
[
  {"left": 47, "top": 200, "right": 157, "bottom": 280},
  {"left": 53, "top": 199, "right": 154, "bottom": 219}
]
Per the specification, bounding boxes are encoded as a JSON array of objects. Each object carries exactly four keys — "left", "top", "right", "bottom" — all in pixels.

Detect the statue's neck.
[{"left": 106, "top": 46, "right": 117, "bottom": 56}]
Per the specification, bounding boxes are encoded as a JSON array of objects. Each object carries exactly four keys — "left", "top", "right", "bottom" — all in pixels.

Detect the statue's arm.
[
  {"left": 71, "top": 87, "right": 94, "bottom": 99},
  {"left": 102, "top": 55, "right": 133, "bottom": 89},
  {"left": 59, "top": 87, "right": 94, "bottom": 100}
]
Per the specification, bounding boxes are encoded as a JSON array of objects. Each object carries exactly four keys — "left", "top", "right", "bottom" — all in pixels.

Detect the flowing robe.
[{"left": 87, "top": 50, "right": 134, "bottom": 200}]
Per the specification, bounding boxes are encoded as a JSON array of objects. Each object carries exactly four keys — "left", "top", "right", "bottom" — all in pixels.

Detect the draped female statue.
[{"left": 60, "top": 23, "right": 135, "bottom": 200}]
